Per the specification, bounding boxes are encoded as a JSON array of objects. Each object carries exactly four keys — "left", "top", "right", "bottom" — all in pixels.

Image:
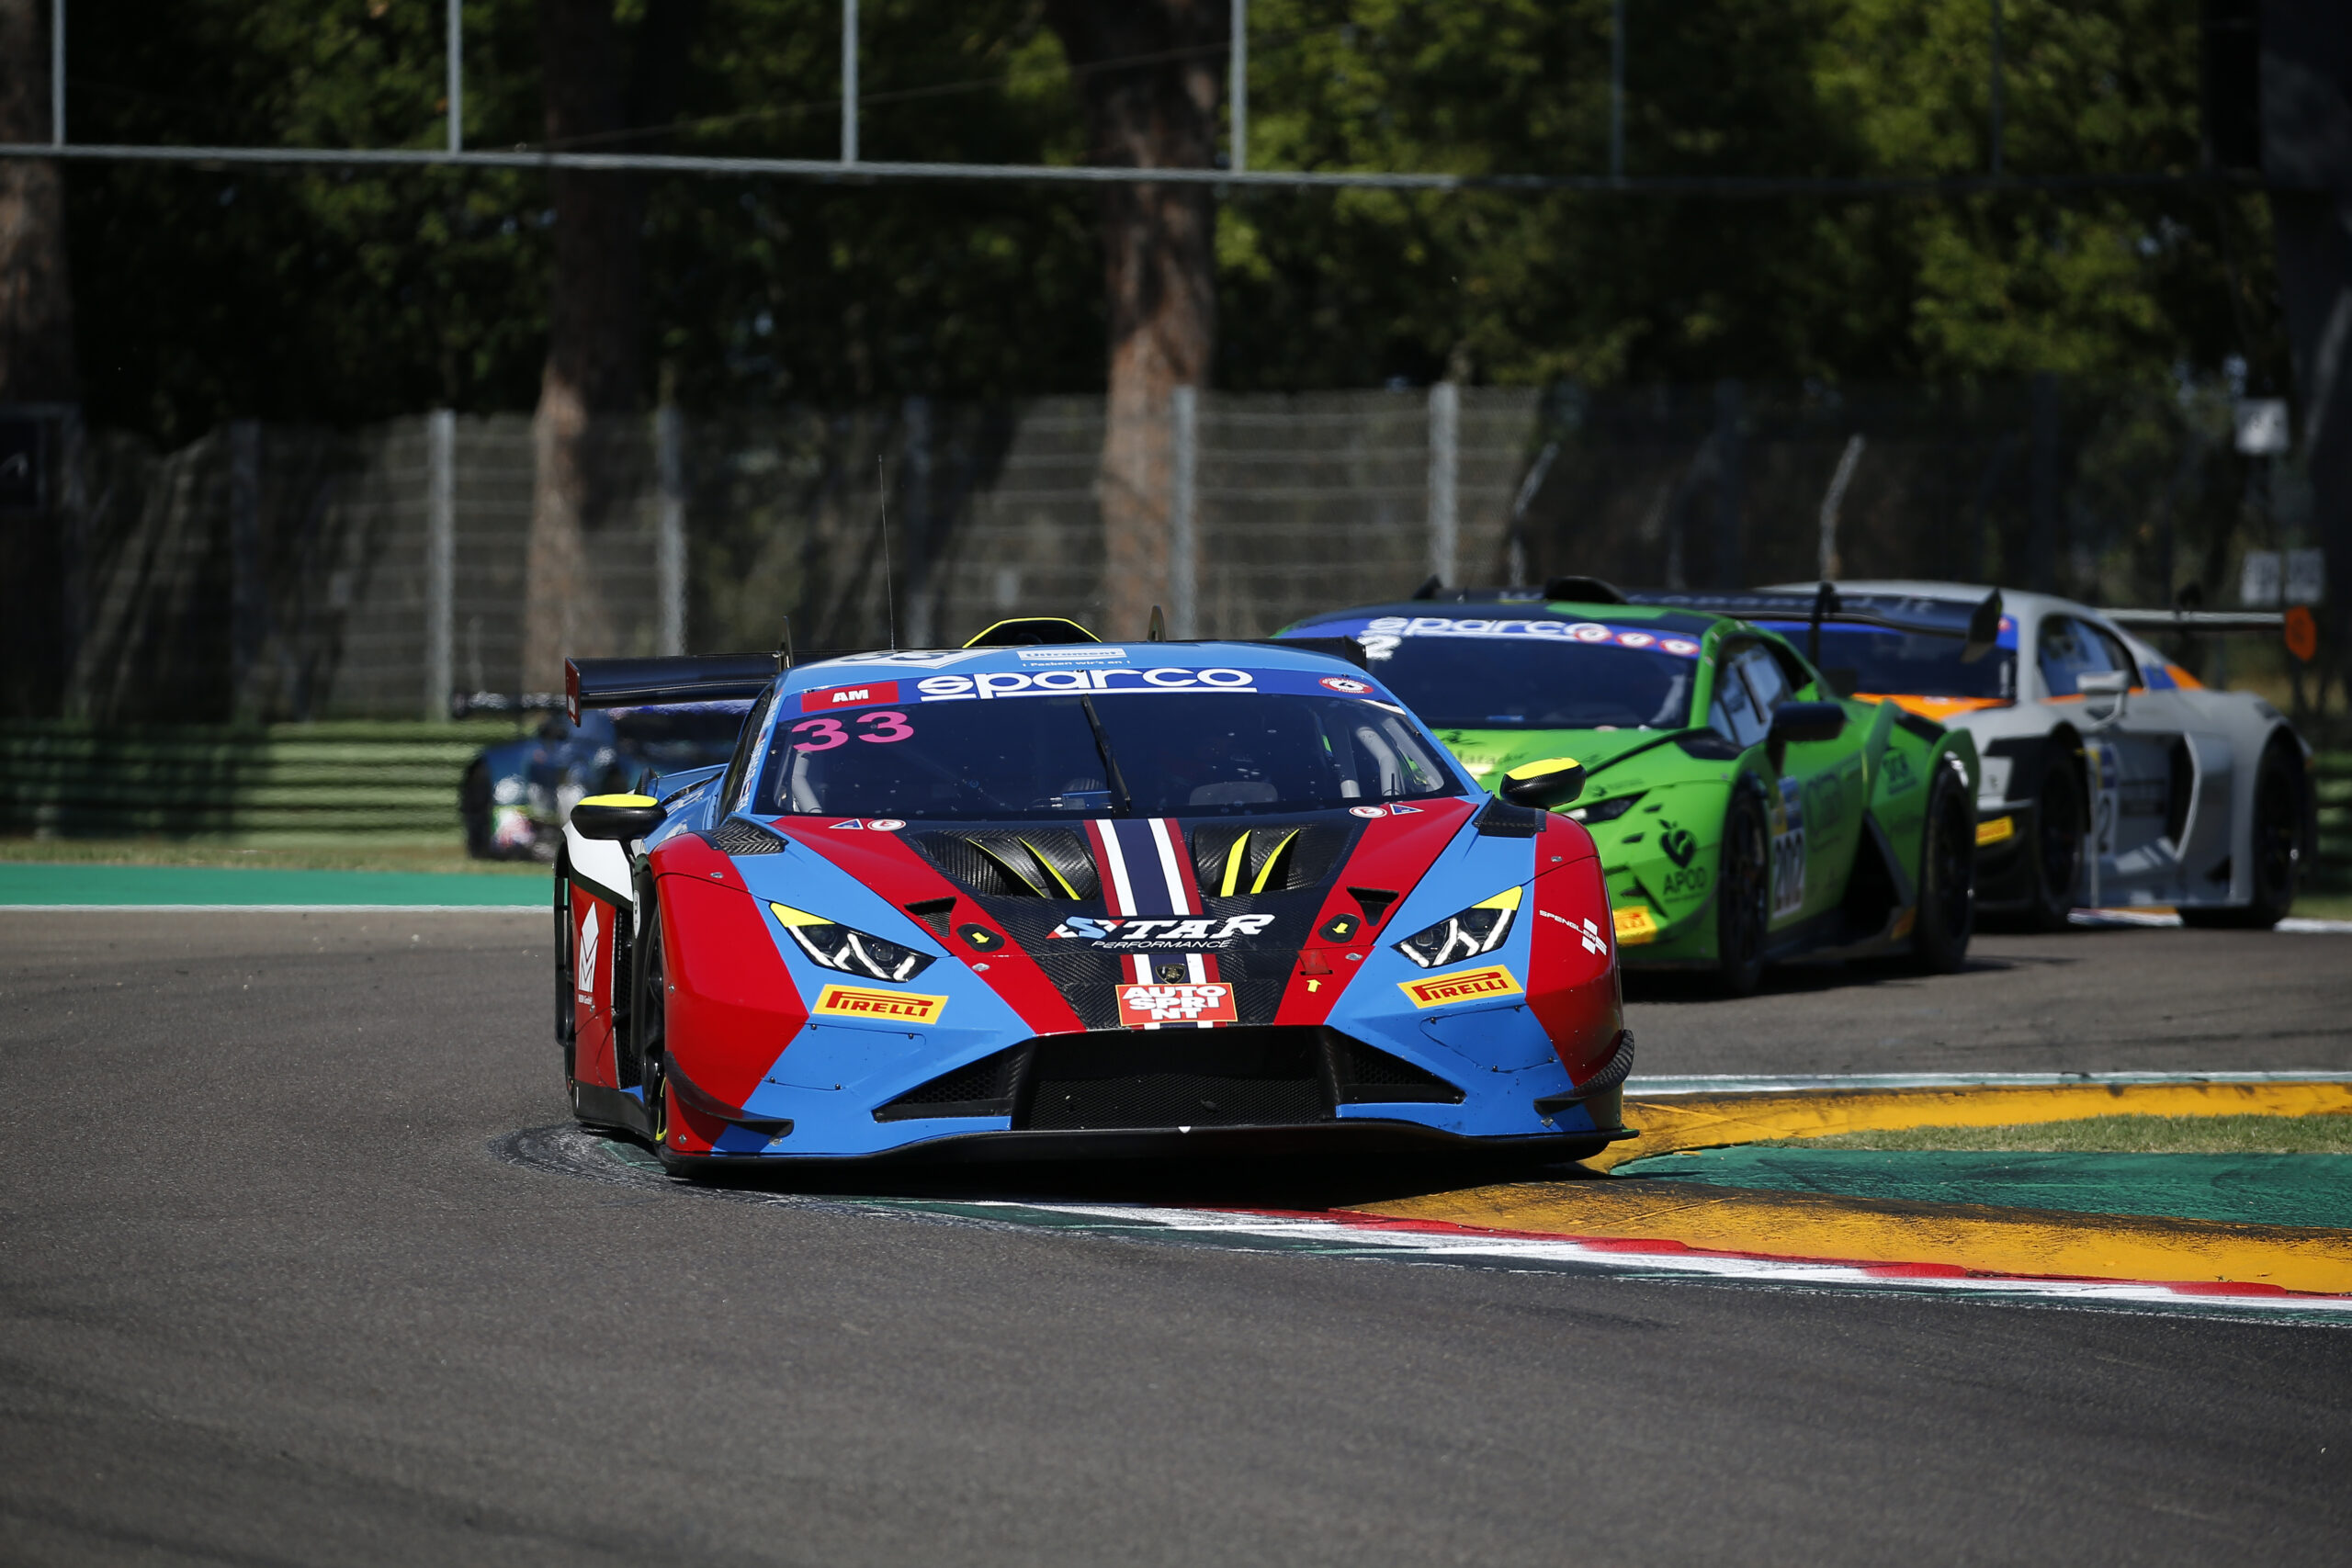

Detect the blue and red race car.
[{"left": 553, "top": 626, "right": 1634, "bottom": 1169}]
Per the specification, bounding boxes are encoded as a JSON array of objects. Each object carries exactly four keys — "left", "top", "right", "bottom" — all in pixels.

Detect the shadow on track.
[{"left": 494, "top": 1122, "right": 1607, "bottom": 1214}]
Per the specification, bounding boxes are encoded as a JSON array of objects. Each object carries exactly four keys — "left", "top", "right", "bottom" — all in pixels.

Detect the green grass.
[
  {"left": 2291, "top": 892, "right": 2352, "bottom": 921},
  {"left": 0, "top": 835, "right": 545, "bottom": 876},
  {"left": 1763, "top": 1113, "right": 2352, "bottom": 1156}
]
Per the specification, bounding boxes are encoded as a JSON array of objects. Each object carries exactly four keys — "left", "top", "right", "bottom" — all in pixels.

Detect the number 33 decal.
[{"left": 791, "top": 710, "right": 914, "bottom": 751}]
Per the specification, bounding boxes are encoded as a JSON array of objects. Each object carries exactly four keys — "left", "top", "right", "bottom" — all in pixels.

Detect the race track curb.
[{"left": 1339, "top": 1077, "right": 2352, "bottom": 1299}]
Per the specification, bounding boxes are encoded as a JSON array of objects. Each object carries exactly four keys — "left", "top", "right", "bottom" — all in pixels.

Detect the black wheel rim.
[
  {"left": 638, "top": 910, "right": 668, "bottom": 1130},
  {"left": 1724, "top": 802, "right": 1768, "bottom": 969},
  {"left": 1931, "top": 775, "right": 1974, "bottom": 939},
  {"left": 2252, "top": 761, "right": 2298, "bottom": 904},
  {"left": 2038, "top": 773, "right": 2081, "bottom": 908}
]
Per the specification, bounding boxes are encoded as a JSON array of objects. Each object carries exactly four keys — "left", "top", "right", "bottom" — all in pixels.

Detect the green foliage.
[{"left": 61, "top": 0, "right": 2283, "bottom": 442}]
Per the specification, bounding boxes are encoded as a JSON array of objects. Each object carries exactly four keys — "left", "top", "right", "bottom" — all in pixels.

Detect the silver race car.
[{"left": 1740, "top": 581, "right": 2314, "bottom": 930}]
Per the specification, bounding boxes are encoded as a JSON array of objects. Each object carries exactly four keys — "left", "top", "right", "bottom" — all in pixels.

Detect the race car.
[
  {"left": 1735, "top": 581, "right": 2315, "bottom": 930},
  {"left": 550, "top": 626, "right": 1634, "bottom": 1169},
  {"left": 459, "top": 701, "right": 747, "bottom": 861},
  {"left": 1276, "top": 582, "right": 1981, "bottom": 994}
]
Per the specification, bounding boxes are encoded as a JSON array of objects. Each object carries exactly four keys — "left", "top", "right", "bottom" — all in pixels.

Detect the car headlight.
[
  {"left": 1393, "top": 886, "right": 1522, "bottom": 969},
  {"left": 1568, "top": 791, "right": 1643, "bottom": 824},
  {"left": 769, "top": 903, "right": 937, "bottom": 982}
]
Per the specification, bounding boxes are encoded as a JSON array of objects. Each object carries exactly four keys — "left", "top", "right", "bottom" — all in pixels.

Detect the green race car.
[{"left": 1277, "top": 584, "right": 1981, "bottom": 993}]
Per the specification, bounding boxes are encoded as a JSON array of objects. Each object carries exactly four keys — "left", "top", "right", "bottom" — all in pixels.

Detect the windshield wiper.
[{"left": 1078, "top": 694, "right": 1135, "bottom": 817}]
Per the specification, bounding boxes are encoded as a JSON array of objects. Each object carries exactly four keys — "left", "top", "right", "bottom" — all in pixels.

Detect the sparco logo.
[{"left": 914, "top": 668, "right": 1258, "bottom": 700}]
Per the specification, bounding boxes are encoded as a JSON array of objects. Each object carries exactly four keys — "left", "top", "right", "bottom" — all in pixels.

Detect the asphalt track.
[{"left": 4, "top": 912, "right": 2348, "bottom": 1565}]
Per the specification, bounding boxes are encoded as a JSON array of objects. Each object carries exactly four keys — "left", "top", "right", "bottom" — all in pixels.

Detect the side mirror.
[
  {"left": 1769, "top": 702, "right": 1847, "bottom": 748},
  {"left": 571, "top": 793, "right": 666, "bottom": 840},
  {"left": 1499, "top": 757, "right": 1587, "bottom": 810},
  {"left": 2076, "top": 671, "right": 2130, "bottom": 695}
]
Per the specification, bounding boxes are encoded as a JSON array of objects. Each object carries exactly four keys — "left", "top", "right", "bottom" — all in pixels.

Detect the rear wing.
[
  {"left": 2103, "top": 608, "right": 2287, "bottom": 635},
  {"left": 564, "top": 655, "right": 778, "bottom": 723},
  {"left": 1625, "top": 585, "right": 2004, "bottom": 670}
]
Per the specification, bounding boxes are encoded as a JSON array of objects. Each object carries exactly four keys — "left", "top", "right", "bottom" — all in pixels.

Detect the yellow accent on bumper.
[{"left": 1612, "top": 906, "right": 1657, "bottom": 944}]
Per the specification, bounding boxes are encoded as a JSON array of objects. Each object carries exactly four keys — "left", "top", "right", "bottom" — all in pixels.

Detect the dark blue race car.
[{"left": 461, "top": 704, "right": 748, "bottom": 861}]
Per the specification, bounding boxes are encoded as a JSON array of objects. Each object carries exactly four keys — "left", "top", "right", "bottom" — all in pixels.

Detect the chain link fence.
[{"left": 41, "top": 378, "right": 2331, "bottom": 726}]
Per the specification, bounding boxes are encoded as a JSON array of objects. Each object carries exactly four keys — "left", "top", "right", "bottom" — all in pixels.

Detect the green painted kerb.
[
  {"left": 0, "top": 862, "right": 547, "bottom": 908},
  {"left": 1618, "top": 1146, "right": 2352, "bottom": 1232}
]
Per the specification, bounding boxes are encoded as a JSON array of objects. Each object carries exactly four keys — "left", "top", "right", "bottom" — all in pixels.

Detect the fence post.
[
  {"left": 657, "top": 403, "right": 687, "bottom": 656},
  {"left": 1713, "top": 379, "right": 1744, "bottom": 588},
  {"left": 1170, "top": 386, "right": 1199, "bottom": 637},
  {"left": 902, "top": 395, "right": 933, "bottom": 648},
  {"left": 1427, "top": 381, "right": 1459, "bottom": 587},
  {"left": 425, "top": 409, "right": 455, "bottom": 720},
  {"left": 229, "top": 420, "right": 264, "bottom": 724}
]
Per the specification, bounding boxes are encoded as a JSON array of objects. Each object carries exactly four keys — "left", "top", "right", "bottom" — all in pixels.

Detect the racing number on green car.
[
  {"left": 792, "top": 711, "right": 916, "bottom": 751},
  {"left": 1771, "top": 778, "right": 1806, "bottom": 918}
]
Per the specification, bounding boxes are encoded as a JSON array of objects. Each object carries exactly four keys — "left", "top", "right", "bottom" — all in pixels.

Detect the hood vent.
[
  {"left": 917, "top": 830, "right": 1100, "bottom": 900},
  {"left": 1192, "top": 823, "right": 1351, "bottom": 897}
]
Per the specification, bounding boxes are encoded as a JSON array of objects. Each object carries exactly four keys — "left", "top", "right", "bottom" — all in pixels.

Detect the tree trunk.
[
  {"left": 1044, "top": 1, "right": 1224, "bottom": 641},
  {"left": 0, "top": 0, "right": 80, "bottom": 716},
  {"left": 526, "top": 0, "right": 699, "bottom": 691}
]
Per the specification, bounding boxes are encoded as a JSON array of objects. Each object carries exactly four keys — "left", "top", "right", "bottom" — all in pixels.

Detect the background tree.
[
  {"left": 0, "top": 0, "right": 79, "bottom": 715},
  {"left": 526, "top": 0, "right": 703, "bottom": 688},
  {"left": 1043, "top": 0, "right": 1227, "bottom": 638}
]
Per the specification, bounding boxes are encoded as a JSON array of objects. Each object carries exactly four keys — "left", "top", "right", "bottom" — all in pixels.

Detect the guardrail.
[
  {"left": 2317, "top": 750, "right": 2352, "bottom": 894},
  {"left": 0, "top": 721, "right": 525, "bottom": 839}
]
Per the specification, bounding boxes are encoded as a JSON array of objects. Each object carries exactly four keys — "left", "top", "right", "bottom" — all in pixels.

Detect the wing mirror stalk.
[
  {"left": 2076, "top": 670, "right": 2130, "bottom": 724},
  {"left": 1766, "top": 702, "right": 1847, "bottom": 774}
]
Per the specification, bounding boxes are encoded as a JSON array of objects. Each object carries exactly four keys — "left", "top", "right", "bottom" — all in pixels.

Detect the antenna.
[
  {"left": 876, "top": 456, "right": 899, "bottom": 650},
  {"left": 1147, "top": 604, "right": 1166, "bottom": 641},
  {"left": 774, "top": 615, "right": 795, "bottom": 670}
]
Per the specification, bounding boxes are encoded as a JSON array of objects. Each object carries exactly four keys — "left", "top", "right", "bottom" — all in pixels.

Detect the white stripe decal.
[
  {"left": 1146, "top": 816, "right": 1196, "bottom": 915},
  {"left": 1095, "top": 821, "right": 1138, "bottom": 916}
]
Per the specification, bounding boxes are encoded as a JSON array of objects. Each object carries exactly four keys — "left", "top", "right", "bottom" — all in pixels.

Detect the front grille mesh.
[
  {"left": 1023, "top": 1030, "right": 1329, "bottom": 1130},
  {"left": 707, "top": 818, "right": 786, "bottom": 854}
]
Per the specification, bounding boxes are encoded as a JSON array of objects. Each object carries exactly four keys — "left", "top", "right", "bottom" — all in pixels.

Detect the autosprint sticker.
[{"left": 1291, "top": 615, "right": 1703, "bottom": 663}]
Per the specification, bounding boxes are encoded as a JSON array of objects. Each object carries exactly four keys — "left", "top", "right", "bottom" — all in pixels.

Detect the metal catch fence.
[{"left": 43, "top": 378, "right": 2323, "bottom": 725}]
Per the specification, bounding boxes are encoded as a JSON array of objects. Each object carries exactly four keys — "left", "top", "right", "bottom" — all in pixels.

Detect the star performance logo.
[
  {"left": 1116, "top": 981, "right": 1238, "bottom": 1027},
  {"left": 1396, "top": 963, "right": 1523, "bottom": 1010},
  {"left": 1049, "top": 913, "right": 1276, "bottom": 950},
  {"left": 812, "top": 984, "right": 949, "bottom": 1025}
]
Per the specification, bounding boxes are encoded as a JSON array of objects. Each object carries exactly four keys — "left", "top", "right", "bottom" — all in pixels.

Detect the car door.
[
  {"left": 2037, "top": 614, "right": 2183, "bottom": 906},
  {"left": 1716, "top": 639, "right": 1861, "bottom": 931}
]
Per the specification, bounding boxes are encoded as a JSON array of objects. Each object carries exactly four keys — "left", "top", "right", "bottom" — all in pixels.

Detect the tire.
[
  {"left": 2182, "top": 741, "right": 2302, "bottom": 931},
  {"left": 552, "top": 852, "right": 575, "bottom": 1065},
  {"left": 1713, "top": 784, "right": 1771, "bottom": 996},
  {"left": 632, "top": 895, "right": 674, "bottom": 1154},
  {"left": 2021, "top": 751, "right": 2085, "bottom": 932},
  {"left": 1909, "top": 756, "right": 1976, "bottom": 972},
  {"left": 461, "top": 761, "right": 494, "bottom": 858}
]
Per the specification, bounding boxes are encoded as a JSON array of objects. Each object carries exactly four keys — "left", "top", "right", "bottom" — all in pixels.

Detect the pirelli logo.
[
  {"left": 1396, "top": 963, "right": 1523, "bottom": 1010},
  {"left": 812, "top": 983, "right": 948, "bottom": 1025}
]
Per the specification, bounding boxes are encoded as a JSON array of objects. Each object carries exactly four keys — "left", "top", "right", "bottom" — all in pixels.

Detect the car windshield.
[
  {"left": 752, "top": 690, "right": 1461, "bottom": 820},
  {"left": 1775, "top": 625, "right": 2016, "bottom": 701},
  {"left": 1295, "top": 619, "right": 1701, "bottom": 730}
]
